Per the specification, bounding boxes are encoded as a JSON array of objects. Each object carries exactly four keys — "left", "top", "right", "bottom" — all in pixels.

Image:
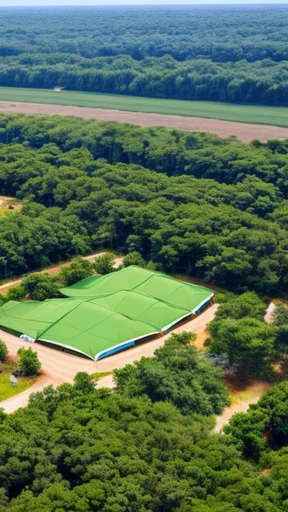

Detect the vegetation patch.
[
  {"left": 0, "top": 363, "right": 36, "bottom": 402},
  {"left": 90, "top": 371, "right": 112, "bottom": 383}
]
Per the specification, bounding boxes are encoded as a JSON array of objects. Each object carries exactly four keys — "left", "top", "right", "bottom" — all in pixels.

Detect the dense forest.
[
  {"left": 1, "top": 354, "right": 288, "bottom": 511},
  {"left": 0, "top": 114, "right": 288, "bottom": 295},
  {"left": 1, "top": 113, "right": 288, "bottom": 509},
  {"left": 0, "top": 6, "right": 288, "bottom": 104}
]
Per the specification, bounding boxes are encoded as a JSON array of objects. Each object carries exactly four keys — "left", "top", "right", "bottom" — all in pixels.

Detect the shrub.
[
  {"left": 122, "top": 251, "right": 146, "bottom": 268},
  {"left": 17, "top": 347, "right": 41, "bottom": 376},
  {"left": 60, "top": 257, "right": 93, "bottom": 287},
  {"left": 0, "top": 340, "right": 8, "bottom": 362},
  {"left": 93, "top": 253, "right": 116, "bottom": 275}
]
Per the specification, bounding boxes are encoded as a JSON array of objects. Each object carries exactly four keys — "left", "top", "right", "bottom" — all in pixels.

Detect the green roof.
[
  {"left": 60, "top": 266, "right": 212, "bottom": 313},
  {"left": 39, "top": 301, "right": 158, "bottom": 360},
  {"left": 0, "top": 267, "right": 213, "bottom": 360},
  {"left": 90, "top": 291, "right": 190, "bottom": 331}
]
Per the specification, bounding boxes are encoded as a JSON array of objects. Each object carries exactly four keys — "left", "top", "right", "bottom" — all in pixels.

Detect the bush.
[
  {"left": 0, "top": 340, "right": 8, "bottom": 362},
  {"left": 22, "top": 273, "right": 60, "bottom": 301},
  {"left": 122, "top": 251, "right": 146, "bottom": 268},
  {"left": 17, "top": 347, "right": 41, "bottom": 376},
  {"left": 74, "top": 372, "right": 95, "bottom": 393},
  {"left": 60, "top": 257, "right": 94, "bottom": 287},
  {"left": 93, "top": 253, "right": 116, "bottom": 275},
  {"left": 5, "top": 285, "right": 26, "bottom": 302}
]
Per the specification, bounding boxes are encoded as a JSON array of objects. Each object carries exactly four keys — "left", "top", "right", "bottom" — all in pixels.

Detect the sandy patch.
[{"left": 213, "top": 379, "right": 272, "bottom": 433}]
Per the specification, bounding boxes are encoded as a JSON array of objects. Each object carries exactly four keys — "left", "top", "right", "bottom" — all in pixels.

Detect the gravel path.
[{"left": 1, "top": 101, "right": 288, "bottom": 142}]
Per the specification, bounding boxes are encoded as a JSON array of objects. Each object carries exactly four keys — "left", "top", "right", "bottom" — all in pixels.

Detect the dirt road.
[
  {"left": 0, "top": 252, "right": 123, "bottom": 295},
  {"left": 213, "top": 380, "right": 271, "bottom": 433},
  {"left": 1, "top": 101, "right": 288, "bottom": 143},
  {"left": 0, "top": 304, "right": 218, "bottom": 413}
]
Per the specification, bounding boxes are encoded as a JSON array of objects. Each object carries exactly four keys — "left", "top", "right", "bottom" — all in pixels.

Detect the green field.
[{"left": 0, "top": 87, "right": 288, "bottom": 128}]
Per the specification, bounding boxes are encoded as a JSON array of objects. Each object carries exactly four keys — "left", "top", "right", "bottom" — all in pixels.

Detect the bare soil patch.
[
  {"left": 1, "top": 101, "right": 288, "bottom": 142},
  {"left": 194, "top": 329, "right": 210, "bottom": 350},
  {"left": 213, "top": 378, "right": 272, "bottom": 433},
  {"left": 0, "top": 195, "right": 22, "bottom": 216}
]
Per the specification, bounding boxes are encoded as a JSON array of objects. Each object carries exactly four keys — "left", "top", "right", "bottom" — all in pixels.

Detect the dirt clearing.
[
  {"left": 0, "top": 196, "right": 22, "bottom": 216},
  {"left": 213, "top": 379, "right": 271, "bottom": 433},
  {"left": 1, "top": 101, "right": 288, "bottom": 142}
]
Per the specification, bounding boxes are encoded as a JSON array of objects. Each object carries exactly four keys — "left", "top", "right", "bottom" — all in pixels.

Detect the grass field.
[
  {"left": 0, "top": 361, "right": 36, "bottom": 402},
  {"left": 91, "top": 371, "right": 112, "bottom": 383},
  {"left": 0, "top": 87, "right": 288, "bottom": 128}
]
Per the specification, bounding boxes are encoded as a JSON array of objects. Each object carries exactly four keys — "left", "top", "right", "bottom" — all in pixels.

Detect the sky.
[{"left": 0, "top": 0, "right": 288, "bottom": 5}]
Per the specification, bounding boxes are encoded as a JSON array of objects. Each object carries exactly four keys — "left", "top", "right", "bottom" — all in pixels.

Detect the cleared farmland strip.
[
  {"left": 0, "top": 100, "right": 288, "bottom": 143},
  {"left": 0, "top": 87, "right": 288, "bottom": 128}
]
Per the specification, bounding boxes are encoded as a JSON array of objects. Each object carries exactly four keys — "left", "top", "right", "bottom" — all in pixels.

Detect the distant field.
[{"left": 0, "top": 87, "right": 288, "bottom": 128}]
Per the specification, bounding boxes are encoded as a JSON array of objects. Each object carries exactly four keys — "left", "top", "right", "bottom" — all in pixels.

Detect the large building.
[{"left": 0, "top": 266, "right": 213, "bottom": 360}]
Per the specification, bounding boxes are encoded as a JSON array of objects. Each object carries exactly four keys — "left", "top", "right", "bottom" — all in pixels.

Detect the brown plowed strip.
[{"left": 1, "top": 101, "right": 288, "bottom": 142}]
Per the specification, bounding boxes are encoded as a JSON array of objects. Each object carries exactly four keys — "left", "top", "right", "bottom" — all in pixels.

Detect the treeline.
[
  {"left": 1, "top": 7, "right": 288, "bottom": 63},
  {"left": 1, "top": 56, "right": 288, "bottom": 105},
  {"left": 1, "top": 7, "right": 288, "bottom": 104},
  {"left": 0, "top": 115, "right": 288, "bottom": 294}
]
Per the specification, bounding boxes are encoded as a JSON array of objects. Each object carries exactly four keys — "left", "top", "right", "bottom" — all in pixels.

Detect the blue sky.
[{"left": 1, "top": 0, "right": 288, "bottom": 5}]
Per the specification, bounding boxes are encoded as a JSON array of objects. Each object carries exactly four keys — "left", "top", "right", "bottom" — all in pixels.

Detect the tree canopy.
[
  {"left": 0, "top": 7, "right": 288, "bottom": 105},
  {"left": 0, "top": 115, "right": 288, "bottom": 296},
  {"left": 114, "top": 332, "right": 230, "bottom": 415},
  {"left": 208, "top": 293, "right": 278, "bottom": 377}
]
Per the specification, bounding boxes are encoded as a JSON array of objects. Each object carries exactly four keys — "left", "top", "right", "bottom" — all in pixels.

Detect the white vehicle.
[{"left": 20, "top": 334, "right": 36, "bottom": 343}]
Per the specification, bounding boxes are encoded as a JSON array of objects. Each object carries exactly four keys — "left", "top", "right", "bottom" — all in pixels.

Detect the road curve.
[
  {"left": 1, "top": 101, "right": 288, "bottom": 142},
  {"left": 0, "top": 304, "right": 219, "bottom": 413}
]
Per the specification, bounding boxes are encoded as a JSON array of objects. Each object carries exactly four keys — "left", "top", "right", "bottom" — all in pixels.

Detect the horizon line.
[{"left": 1, "top": 3, "right": 288, "bottom": 6}]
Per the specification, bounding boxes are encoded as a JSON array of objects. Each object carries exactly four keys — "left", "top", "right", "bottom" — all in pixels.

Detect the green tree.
[
  {"left": 122, "top": 251, "right": 146, "bottom": 268},
  {"left": 73, "top": 372, "right": 95, "bottom": 393},
  {"left": 273, "top": 304, "right": 288, "bottom": 353},
  {"left": 212, "top": 292, "right": 267, "bottom": 322},
  {"left": 208, "top": 317, "right": 276, "bottom": 376},
  {"left": 0, "top": 340, "right": 8, "bottom": 362},
  {"left": 21, "top": 274, "right": 60, "bottom": 301},
  {"left": 114, "top": 331, "right": 230, "bottom": 415},
  {"left": 93, "top": 253, "right": 116, "bottom": 275},
  {"left": 59, "top": 257, "right": 93, "bottom": 287},
  {"left": 225, "top": 382, "right": 288, "bottom": 459},
  {"left": 5, "top": 285, "right": 26, "bottom": 302},
  {"left": 17, "top": 347, "right": 41, "bottom": 376}
]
